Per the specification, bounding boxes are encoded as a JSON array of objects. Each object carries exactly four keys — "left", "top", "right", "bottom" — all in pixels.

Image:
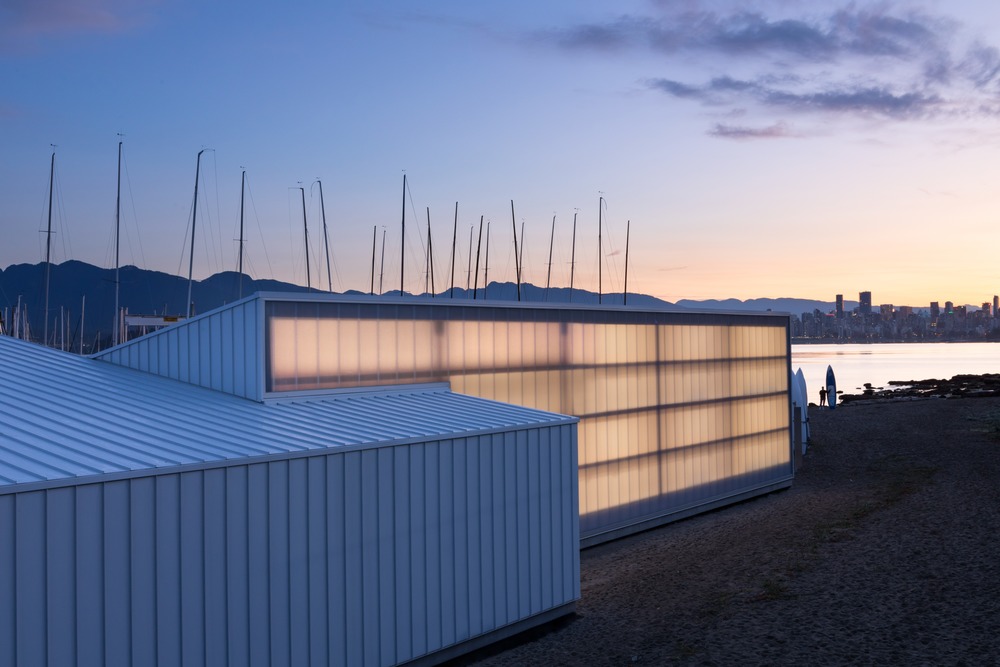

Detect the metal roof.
[
  {"left": 251, "top": 290, "right": 791, "bottom": 318},
  {"left": 0, "top": 336, "right": 575, "bottom": 492}
]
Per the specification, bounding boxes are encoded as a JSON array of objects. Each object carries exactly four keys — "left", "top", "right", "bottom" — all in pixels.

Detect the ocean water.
[{"left": 791, "top": 342, "right": 1000, "bottom": 400}]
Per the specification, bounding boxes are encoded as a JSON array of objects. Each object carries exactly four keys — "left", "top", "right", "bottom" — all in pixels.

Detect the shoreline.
[{"left": 837, "top": 373, "right": 1000, "bottom": 404}]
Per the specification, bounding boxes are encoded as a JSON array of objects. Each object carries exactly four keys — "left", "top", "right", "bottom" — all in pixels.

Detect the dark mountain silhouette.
[
  {"left": 2, "top": 260, "right": 849, "bottom": 351},
  {"left": 0, "top": 261, "right": 314, "bottom": 348}
]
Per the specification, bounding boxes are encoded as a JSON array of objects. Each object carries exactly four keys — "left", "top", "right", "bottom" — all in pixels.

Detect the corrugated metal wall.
[
  {"left": 0, "top": 425, "right": 579, "bottom": 667},
  {"left": 94, "top": 298, "right": 261, "bottom": 400}
]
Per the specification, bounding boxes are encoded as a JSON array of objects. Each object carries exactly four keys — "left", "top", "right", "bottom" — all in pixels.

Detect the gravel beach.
[{"left": 461, "top": 396, "right": 1000, "bottom": 666}]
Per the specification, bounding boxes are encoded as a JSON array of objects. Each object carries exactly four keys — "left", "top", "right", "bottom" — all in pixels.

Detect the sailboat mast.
[
  {"left": 449, "top": 202, "right": 458, "bottom": 299},
  {"left": 400, "top": 173, "right": 407, "bottom": 296},
  {"left": 114, "top": 139, "right": 122, "bottom": 345},
  {"left": 569, "top": 211, "right": 577, "bottom": 303},
  {"left": 370, "top": 225, "right": 377, "bottom": 295},
  {"left": 520, "top": 222, "right": 525, "bottom": 271},
  {"left": 44, "top": 148, "right": 55, "bottom": 345},
  {"left": 598, "top": 195, "right": 603, "bottom": 305},
  {"left": 484, "top": 221, "right": 490, "bottom": 299},
  {"left": 186, "top": 149, "right": 206, "bottom": 319},
  {"left": 510, "top": 201, "right": 521, "bottom": 302},
  {"left": 473, "top": 216, "right": 483, "bottom": 300},
  {"left": 299, "top": 186, "right": 311, "bottom": 290},
  {"left": 317, "top": 179, "right": 332, "bottom": 292},
  {"left": 624, "top": 220, "right": 630, "bottom": 306},
  {"left": 466, "top": 225, "right": 473, "bottom": 294},
  {"left": 519, "top": 221, "right": 525, "bottom": 295},
  {"left": 379, "top": 228, "right": 387, "bottom": 295},
  {"left": 426, "top": 207, "right": 435, "bottom": 297},
  {"left": 238, "top": 170, "right": 246, "bottom": 299},
  {"left": 546, "top": 214, "right": 556, "bottom": 296}
]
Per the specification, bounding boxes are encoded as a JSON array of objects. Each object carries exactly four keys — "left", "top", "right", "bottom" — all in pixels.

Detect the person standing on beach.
[{"left": 819, "top": 387, "right": 827, "bottom": 406}]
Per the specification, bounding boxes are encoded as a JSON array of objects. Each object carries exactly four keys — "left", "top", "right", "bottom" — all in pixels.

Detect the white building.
[
  {"left": 97, "top": 292, "right": 794, "bottom": 545},
  {"left": 1, "top": 291, "right": 792, "bottom": 665},
  {"left": 0, "top": 333, "right": 579, "bottom": 666}
]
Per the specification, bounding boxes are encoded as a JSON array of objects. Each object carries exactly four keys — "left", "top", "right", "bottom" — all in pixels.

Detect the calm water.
[{"left": 791, "top": 342, "right": 1000, "bottom": 399}]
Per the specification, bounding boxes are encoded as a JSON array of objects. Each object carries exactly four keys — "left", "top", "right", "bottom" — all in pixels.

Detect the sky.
[{"left": 4, "top": 0, "right": 1000, "bottom": 307}]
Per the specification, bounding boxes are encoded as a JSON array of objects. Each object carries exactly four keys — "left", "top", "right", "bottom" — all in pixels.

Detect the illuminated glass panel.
[{"left": 264, "top": 300, "right": 792, "bottom": 538}]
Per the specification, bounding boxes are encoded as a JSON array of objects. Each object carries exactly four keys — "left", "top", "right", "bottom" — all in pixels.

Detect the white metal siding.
[
  {"left": 94, "top": 298, "right": 261, "bottom": 400},
  {"left": 0, "top": 425, "right": 579, "bottom": 667}
]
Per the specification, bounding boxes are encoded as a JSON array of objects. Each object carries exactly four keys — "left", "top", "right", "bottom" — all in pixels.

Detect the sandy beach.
[{"left": 461, "top": 396, "right": 1000, "bottom": 665}]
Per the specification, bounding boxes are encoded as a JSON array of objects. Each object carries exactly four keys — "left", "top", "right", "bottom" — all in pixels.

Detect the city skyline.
[
  {"left": 797, "top": 289, "right": 1000, "bottom": 341},
  {"left": 4, "top": 1, "right": 1000, "bottom": 306}
]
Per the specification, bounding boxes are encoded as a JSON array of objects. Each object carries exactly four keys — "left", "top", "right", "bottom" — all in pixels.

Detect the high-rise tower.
[{"left": 859, "top": 291, "right": 872, "bottom": 317}]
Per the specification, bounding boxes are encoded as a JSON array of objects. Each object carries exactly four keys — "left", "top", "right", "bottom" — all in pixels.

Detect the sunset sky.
[{"left": 4, "top": 0, "right": 1000, "bottom": 307}]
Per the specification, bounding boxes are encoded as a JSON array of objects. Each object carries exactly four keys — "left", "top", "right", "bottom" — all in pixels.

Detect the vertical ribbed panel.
[
  {"left": 1, "top": 423, "right": 578, "bottom": 667},
  {"left": 94, "top": 299, "right": 261, "bottom": 400}
]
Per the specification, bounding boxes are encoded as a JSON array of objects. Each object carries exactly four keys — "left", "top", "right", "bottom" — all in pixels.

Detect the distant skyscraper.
[
  {"left": 836, "top": 294, "right": 844, "bottom": 319},
  {"left": 859, "top": 291, "right": 872, "bottom": 316},
  {"left": 930, "top": 302, "right": 940, "bottom": 320},
  {"left": 879, "top": 304, "right": 894, "bottom": 321},
  {"left": 946, "top": 301, "right": 954, "bottom": 314},
  {"left": 983, "top": 302, "right": 992, "bottom": 317},
  {"left": 994, "top": 295, "right": 998, "bottom": 317}
]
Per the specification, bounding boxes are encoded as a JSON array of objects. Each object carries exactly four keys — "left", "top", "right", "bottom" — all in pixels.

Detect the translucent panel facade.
[{"left": 264, "top": 299, "right": 792, "bottom": 544}]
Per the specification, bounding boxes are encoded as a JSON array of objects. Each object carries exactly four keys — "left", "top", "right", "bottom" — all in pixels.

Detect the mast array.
[{"left": 19, "top": 155, "right": 645, "bottom": 334}]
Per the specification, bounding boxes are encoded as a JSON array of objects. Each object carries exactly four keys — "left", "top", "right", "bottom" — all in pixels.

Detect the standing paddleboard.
[
  {"left": 826, "top": 365, "right": 837, "bottom": 409},
  {"left": 795, "top": 368, "right": 810, "bottom": 448}
]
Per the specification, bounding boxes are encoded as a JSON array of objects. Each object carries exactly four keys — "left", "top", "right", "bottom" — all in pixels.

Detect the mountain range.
[{"left": 0, "top": 260, "right": 848, "bottom": 349}]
